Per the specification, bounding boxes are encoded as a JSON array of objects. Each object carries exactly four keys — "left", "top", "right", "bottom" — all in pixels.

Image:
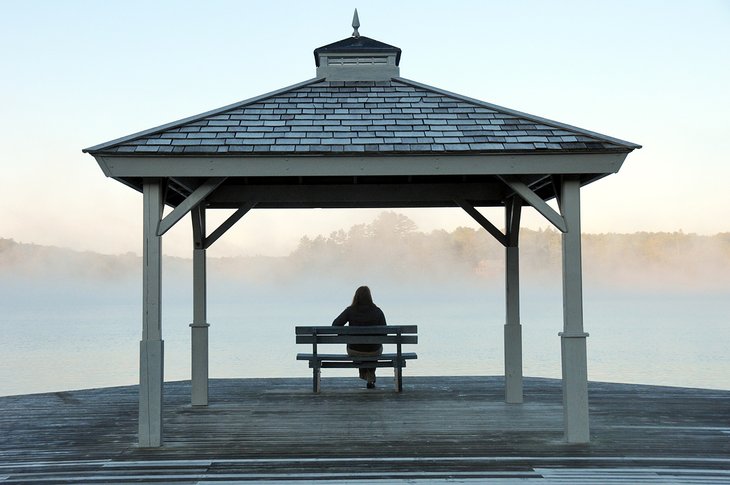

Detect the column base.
[
  {"left": 504, "top": 323, "right": 523, "bottom": 404},
  {"left": 139, "top": 339, "right": 164, "bottom": 447},
  {"left": 560, "top": 332, "right": 589, "bottom": 443},
  {"left": 190, "top": 323, "right": 210, "bottom": 407}
]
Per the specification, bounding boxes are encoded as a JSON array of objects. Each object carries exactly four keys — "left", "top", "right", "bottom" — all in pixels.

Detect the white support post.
[
  {"left": 140, "top": 179, "right": 164, "bottom": 447},
  {"left": 504, "top": 198, "right": 523, "bottom": 403},
  {"left": 559, "top": 176, "right": 590, "bottom": 443},
  {"left": 191, "top": 206, "right": 209, "bottom": 406}
]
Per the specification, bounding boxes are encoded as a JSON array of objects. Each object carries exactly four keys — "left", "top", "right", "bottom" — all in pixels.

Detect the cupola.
[{"left": 313, "top": 9, "right": 401, "bottom": 81}]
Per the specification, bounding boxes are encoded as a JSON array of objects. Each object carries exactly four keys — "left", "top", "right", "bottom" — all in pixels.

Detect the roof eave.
[{"left": 94, "top": 152, "right": 630, "bottom": 179}]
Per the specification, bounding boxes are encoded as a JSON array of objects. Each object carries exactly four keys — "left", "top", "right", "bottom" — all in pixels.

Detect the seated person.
[{"left": 332, "top": 286, "right": 385, "bottom": 389}]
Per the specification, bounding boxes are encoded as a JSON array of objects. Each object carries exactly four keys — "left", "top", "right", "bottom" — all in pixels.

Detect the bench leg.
[
  {"left": 313, "top": 367, "right": 321, "bottom": 393},
  {"left": 394, "top": 365, "right": 403, "bottom": 393}
]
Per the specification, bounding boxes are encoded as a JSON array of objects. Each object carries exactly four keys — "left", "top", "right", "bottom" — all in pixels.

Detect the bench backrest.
[{"left": 296, "top": 325, "right": 418, "bottom": 345}]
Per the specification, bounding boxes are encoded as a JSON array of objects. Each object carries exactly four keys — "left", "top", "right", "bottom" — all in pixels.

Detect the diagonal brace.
[
  {"left": 455, "top": 198, "right": 507, "bottom": 247},
  {"left": 498, "top": 175, "right": 567, "bottom": 233},
  {"left": 203, "top": 201, "right": 257, "bottom": 249},
  {"left": 157, "top": 178, "right": 227, "bottom": 236}
]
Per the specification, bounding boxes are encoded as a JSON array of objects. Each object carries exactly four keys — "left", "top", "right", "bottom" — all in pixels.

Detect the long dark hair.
[{"left": 351, "top": 286, "right": 374, "bottom": 307}]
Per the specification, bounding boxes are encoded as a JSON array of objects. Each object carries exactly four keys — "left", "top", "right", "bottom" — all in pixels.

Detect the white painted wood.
[
  {"left": 191, "top": 246, "right": 209, "bottom": 407},
  {"left": 504, "top": 198, "right": 523, "bottom": 404},
  {"left": 559, "top": 176, "right": 590, "bottom": 443},
  {"left": 140, "top": 180, "right": 164, "bottom": 447},
  {"left": 191, "top": 205, "right": 210, "bottom": 406},
  {"left": 95, "top": 153, "right": 629, "bottom": 178},
  {"left": 143, "top": 180, "right": 163, "bottom": 341},
  {"left": 504, "top": 318, "right": 523, "bottom": 404},
  {"left": 192, "top": 248, "right": 207, "bottom": 325},
  {"left": 455, "top": 198, "right": 507, "bottom": 246},
  {"left": 190, "top": 324, "right": 209, "bottom": 406},
  {"left": 560, "top": 332, "right": 590, "bottom": 443},
  {"left": 203, "top": 201, "right": 256, "bottom": 249},
  {"left": 317, "top": 53, "right": 400, "bottom": 80},
  {"left": 560, "top": 177, "right": 585, "bottom": 335},
  {"left": 499, "top": 175, "right": 568, "bottom": 233},
  {"left": 157, "top": 178, "right": 226, "bottom": 236},
  {"left": 139, "top": 339, "right": 163, "bottom": 448}
]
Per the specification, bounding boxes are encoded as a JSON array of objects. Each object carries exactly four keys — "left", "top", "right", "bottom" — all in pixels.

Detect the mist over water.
[{"left": 1, "top": 214, "right": 729, "bottom": 396}]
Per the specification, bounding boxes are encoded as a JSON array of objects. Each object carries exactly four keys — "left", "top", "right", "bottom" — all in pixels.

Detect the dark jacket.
[{"left": 332, "top": 304, "right": 386, "bottom": 352}]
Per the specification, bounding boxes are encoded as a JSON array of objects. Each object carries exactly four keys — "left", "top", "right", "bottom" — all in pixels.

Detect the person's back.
[
  {"left": 332, "top": 286, "right": 386, "bottom": 387},
  {"left": 333, "top": 302, "right": 386, "bottom": 352}
]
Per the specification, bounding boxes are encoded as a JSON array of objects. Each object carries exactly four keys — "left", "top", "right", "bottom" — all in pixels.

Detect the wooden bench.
[{"left": 296, "top": 325, "right": 418, "bottom": 393}]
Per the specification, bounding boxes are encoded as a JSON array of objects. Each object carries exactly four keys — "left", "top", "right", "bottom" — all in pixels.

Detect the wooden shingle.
[{"left": 87, "top": 79, "right": 638, "bottom": 157}]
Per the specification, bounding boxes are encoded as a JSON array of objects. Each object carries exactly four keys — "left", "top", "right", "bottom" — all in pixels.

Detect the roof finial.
[{"left": 352, "top": 9, "right": 360, "bottom": 38}]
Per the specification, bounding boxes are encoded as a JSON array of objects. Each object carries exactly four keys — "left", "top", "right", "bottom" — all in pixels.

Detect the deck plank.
[{"left": 1, "top": 376, "right": 729, "bottom": 482}]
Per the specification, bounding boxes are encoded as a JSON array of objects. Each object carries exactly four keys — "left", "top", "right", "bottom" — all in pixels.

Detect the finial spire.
[{"left": 352, "top": 9, "right": 360, "bottom": 38}]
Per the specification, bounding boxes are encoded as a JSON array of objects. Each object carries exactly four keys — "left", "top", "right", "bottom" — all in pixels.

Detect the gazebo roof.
[
  {"left": 84, "top": 18, "right": 639, "bottom": 211},
  {"left": 84, "top": 77, "right": 638, "bottom": 157}
]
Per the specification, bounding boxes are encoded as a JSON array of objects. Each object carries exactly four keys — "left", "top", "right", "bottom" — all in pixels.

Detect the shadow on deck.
[{"left": 1, "top": 376, "right": 729, "bottom": 482}]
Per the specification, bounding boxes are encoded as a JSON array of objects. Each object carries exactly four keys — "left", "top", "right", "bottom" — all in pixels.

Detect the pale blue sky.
[{"left": 1, "top": 0, "right": 728, "bottom": 257}]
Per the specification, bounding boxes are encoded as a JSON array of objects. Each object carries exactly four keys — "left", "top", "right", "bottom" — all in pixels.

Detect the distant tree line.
[
  {"left": 285, "top": 212, "right": 730, "bottom": 290},
  {"left": 1, "top": 212, "right": 728, "bottom": 291}
]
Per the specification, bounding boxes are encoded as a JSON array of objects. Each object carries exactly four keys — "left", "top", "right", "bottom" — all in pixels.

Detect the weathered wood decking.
[{"left": 1, "top": 376, "right": 729, "bottom": 483}]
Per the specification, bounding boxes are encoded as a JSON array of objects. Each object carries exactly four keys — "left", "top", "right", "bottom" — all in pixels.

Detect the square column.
[
  {"left": 191, "top": 247, "right": 210, "bottom": 406},
  {"left": 140, "top": 180, "right": 164, "bottom": 447},
  {"left": 559, "top": 176, "right": 590, "bottom": 443},
  {"left": 504, "top": 198, "right": 523, "bottom": 403},
  {"left": 190, "top": 206, "right": 209, "bottom": 406}
]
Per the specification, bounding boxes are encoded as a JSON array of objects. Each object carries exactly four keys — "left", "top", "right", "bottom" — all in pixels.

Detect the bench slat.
[
  {"left": 295, "top": 325, "right": 417, "bottom": 335},
  {"left": 296, "top": 335, "right": 418, "bottom": 345},
  {"left": 296, "top": 352, "right": 418, "bottom": 361},
  {"left": 318, "top": 361, "right": 411, "bottom": 369}
]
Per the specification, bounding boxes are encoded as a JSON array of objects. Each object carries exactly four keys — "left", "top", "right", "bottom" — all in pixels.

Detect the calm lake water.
[{"left": 1, "top": 278, "right": 728, "bottom": 396}]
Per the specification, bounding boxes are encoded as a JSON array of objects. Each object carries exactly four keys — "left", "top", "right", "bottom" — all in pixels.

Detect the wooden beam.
[
  {"left": 96, "top": 152, "right": 629, "bottom": 178},
  {"left": 455, "top": 199, "right": 507, "bottom": 247},
  {"left": 498, "top": 175, "right": 567, "bottom": 233},
  {"left": 157, "top": 178, "right": 226, "bottom": 236},
  {"left": 203, "top": 201, "right": 257, "bottom": 249},
  {"left": 208, "top": 183, "right": 502, "bottom": 208}
]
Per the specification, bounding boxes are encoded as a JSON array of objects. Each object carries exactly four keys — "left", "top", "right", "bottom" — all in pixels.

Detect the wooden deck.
[{"left": 1, "top": 376, "right": 729, "bottom": 483}]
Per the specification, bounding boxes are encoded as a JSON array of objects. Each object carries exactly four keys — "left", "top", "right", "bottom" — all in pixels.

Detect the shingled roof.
[{"left": 85, "top": 77, "right": 639, "bottom": 156}]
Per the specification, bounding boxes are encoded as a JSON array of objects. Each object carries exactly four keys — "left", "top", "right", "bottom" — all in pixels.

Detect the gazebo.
[{"left": 84, "top": 13, "right": 640, "bottom": 448}]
